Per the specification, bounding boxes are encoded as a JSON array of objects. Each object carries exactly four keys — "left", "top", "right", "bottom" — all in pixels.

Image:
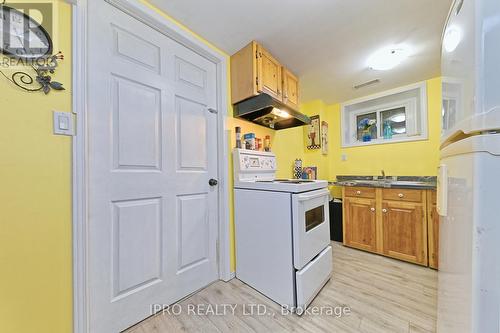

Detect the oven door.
[{"left": 292, "top": 188, "right": 331, "bottom": 270}]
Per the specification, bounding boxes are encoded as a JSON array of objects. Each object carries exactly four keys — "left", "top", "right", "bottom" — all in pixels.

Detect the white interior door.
[{"left": 87, "top": 2, "right": 219, "bottom": 332}]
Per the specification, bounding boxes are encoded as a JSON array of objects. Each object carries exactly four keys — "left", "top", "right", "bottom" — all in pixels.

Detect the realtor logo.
[{"left": 0, "top": 2, "right": 53, "bottom": 61}]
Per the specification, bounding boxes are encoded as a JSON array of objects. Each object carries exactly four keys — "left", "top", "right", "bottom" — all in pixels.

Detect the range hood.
[{"left": 233, "top": 93, "right": 310, "bottom": 130}]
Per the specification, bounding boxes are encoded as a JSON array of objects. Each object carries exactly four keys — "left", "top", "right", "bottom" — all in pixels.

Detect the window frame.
[{"left": 341, "top": 82, "right": 428, "bottom": 148}]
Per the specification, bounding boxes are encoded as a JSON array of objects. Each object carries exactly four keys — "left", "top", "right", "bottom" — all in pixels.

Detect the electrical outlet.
[{"left": 341, "top": 154, "right": 347, "bottom": 161}]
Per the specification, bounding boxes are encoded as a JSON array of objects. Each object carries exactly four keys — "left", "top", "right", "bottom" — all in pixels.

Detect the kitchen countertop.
[{"left": 330, "top": 175, "right": 437, "bottom": 190}]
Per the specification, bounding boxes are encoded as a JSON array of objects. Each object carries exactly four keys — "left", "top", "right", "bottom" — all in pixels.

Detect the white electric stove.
[
  {"left": 233, "top": 149, "right": 328, "bottom": 192},
  {"left": 233, "top": 149, "right": 332, "bottom": 312}
]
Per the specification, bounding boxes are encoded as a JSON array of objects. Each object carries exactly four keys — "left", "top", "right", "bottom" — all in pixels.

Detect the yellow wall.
[
  {"left": 329, "top": 77, "right": 441, "bottom": 197},
  {"left": 0, "top": 1, "right": 73, "bottom": 333},
  {"left": 277, "top": 78, "right": 442, "bottom": 198},
  {"left": 272, "top": 100, "right": 333, "bottom": 180}
]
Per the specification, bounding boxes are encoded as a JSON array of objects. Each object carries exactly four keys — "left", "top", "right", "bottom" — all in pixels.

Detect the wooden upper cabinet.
[
  {"left": 256, "top": 44, "right": 282, "bottom": 100},
  {"left": 343, "top": 196, "right": 377, "bottom": 253},
  {"left": 381, "top": 200, "right": 427, "bottom": 266},
  {"left": 230, "top": 41, "right": 300, "bottom": 110},
  {"left": 230, "top": 41, "right": 258, "bottom": 104},
  {"left": 282, "top": 68, "right": 299, "bottom": 110}
]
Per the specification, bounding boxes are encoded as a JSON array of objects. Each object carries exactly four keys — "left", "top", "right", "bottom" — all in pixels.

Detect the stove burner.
[
  {"left": 277, "top": 180, "right": 315, "bottom": 184},
  {"left": 256, "top": 179, "right": 315, "bottom": 184}
]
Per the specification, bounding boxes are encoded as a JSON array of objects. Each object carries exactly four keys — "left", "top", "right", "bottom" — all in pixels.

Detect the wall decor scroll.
[
  {"left": 321, "top": 121, "right": 328, "bottom": 155},
  {"left": 0, "top": 3, "right": 65, "bottom": 94}
]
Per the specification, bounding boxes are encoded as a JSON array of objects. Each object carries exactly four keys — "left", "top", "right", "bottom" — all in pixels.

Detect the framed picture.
[
  {"left": 302, "top": 167, "right": 317, "bottom": 180},
  {"left": 307, "top": 115, "right": 321, "bottom": 149},
  {"left": 321, "top": 121, "right": 328, "bottom": 155}
]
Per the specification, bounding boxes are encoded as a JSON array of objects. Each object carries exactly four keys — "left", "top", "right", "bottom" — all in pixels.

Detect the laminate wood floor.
[{"left": 125, "top": 242, "right": 437, "bottom": 333}]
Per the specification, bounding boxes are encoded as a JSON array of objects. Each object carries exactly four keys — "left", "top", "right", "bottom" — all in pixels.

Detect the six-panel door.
[
  {"left": 87, "top": 2, "right": 219, "bottom": 332},
  {"left": 381, "top": 201, "right": 428, "bottom": 265},
  {"left": 343, "top": 197, "right": 377, "bottom": 253}
]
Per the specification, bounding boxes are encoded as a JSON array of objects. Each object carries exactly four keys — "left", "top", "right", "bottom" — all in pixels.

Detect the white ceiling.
[{"left": 149, "top": 0, "right": 453, "bottom": 104}]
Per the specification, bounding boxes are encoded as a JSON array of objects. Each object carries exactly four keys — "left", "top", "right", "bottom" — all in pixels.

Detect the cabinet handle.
[
  {"left": 356, "top": 190, "right": 361, "bottom": 195},
  {"left": 398, "top": 193, "right": 404, "bottom": 198},
  {"left": 382, "top": 208, "right": 387, "bottom": 213},
  {"left": 370, "top": 207, "right": 375, "bottom": 212}
]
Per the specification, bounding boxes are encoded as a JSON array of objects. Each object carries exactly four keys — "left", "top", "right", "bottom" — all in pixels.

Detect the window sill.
[{"left": 341, "top": 135, "right": 429, "bottom": 148}]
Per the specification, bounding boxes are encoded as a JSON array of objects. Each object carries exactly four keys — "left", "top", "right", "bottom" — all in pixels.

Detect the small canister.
[{"left": 294, "top": 159, "right": 303, "bottom": 179}]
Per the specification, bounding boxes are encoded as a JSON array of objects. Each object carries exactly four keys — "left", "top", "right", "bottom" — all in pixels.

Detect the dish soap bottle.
[{"left": 383, "top": 121, "right": 393, "bottom": 139}]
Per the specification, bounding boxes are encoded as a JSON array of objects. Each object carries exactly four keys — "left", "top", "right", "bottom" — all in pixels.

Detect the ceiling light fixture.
[
  {"left": 367, "top": 45, "right": 410, "bottom": 71},
  {"left": 443, "top": 27, "right": 461, "bottom": 53}
]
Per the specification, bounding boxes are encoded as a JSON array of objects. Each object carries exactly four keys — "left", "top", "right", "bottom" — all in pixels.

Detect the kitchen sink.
[
  {"left": 388, "top": 180, "right": 430, "bottom": 186},
  {"left": 336, "top": 179, "right": 434, "bottom": 188},
  {"left": 337, "top": 179, "right": 389, "bottom": 186}
]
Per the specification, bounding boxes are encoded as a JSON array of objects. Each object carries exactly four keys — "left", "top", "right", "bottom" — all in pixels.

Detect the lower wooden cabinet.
[
  {"left": 381, "top": 200, "right": 427, "bottom": 265},
  {"left": 343, "top": 187, "right": 435, "bottom": 267},
  {"left": 427, "top": 190, "right": 439, "bottom": 269},
  {"left": 343, "top": 197, "right": 377, "bottom": 253}
]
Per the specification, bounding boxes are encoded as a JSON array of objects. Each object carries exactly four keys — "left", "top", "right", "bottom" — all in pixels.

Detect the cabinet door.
[
  {"left": 230, "top": 41, "right": 258, "bottom": 104},
  {"left": 257, "top": 45, "right": 282, "bottom": 100},
  {"left": 343, "top": 197, "right": 377, "bottom": 253},
  {"left": 428, "top": 191, "right": 439, "bottom": 269},
  {"left": 282, "top": 68, "right": 299, "bottom": 110},
  {"left": 382, "top": 201, "right": 427, "bottom": 265}
]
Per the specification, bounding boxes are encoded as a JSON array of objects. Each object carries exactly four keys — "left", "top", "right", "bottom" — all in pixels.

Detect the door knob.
[
  {"left": 209, "top": 179, "right": 218, "bottom": 186},
  {"left": 382, "top": 209, "right": 387, "bottom": 213},
  {"left": 370, "top": 207, "right": 375, "bottom": 212}
]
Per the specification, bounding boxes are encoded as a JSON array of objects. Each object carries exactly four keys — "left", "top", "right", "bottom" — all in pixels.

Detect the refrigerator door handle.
[{"left": 437, "top": 164, "right": 448, "bottom": 217}]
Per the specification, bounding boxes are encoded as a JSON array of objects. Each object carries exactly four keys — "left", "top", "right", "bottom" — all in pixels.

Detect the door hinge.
[
  {"left": 255, "top": 50, "right": 258, "bottom": 59},
  {"left": 256, "top": 77, "right": 259, "bottom": 86}
]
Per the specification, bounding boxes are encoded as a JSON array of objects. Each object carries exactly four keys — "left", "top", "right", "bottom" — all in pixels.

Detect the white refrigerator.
[{"left": 438, "top": 0, "right": 500, "bottom": 332}]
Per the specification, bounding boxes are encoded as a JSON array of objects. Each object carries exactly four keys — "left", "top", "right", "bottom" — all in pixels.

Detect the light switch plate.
[{"left": 53, "top": 111, "right": 75, "bottom": 136}]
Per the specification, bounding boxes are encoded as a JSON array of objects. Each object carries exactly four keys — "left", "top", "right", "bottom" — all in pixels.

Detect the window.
[
  {"left": 341, "top": 82, "right": 427, "bottom": 147},
  {"left": 305, "top": 205, "right": 324, "bottom": 232}
]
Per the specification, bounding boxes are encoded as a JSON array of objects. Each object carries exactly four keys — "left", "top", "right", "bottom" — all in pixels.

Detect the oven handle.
[{"left": 296, "top": 189, "right": 330, "bottom": 201}]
